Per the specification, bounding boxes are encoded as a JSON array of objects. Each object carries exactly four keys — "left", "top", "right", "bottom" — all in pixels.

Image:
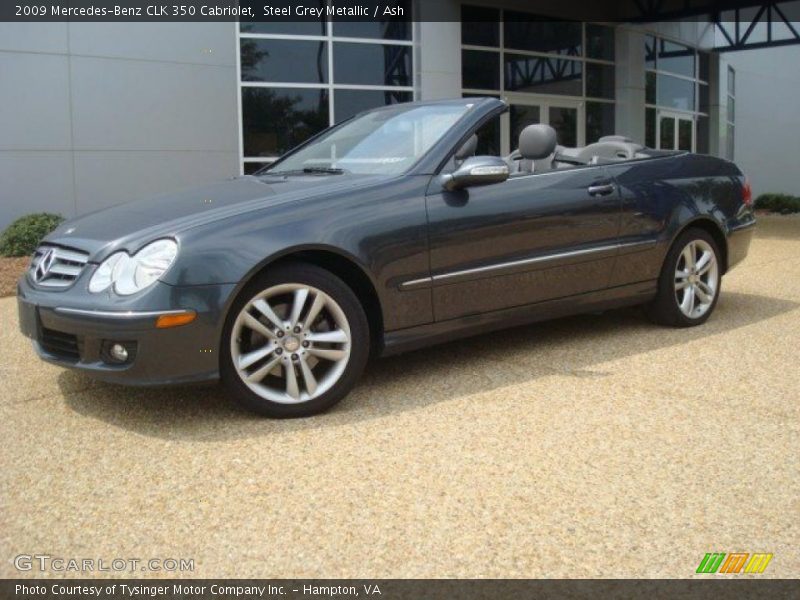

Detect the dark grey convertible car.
[{"left": 17, "top": 98, "right": 755, "bottom": 417}]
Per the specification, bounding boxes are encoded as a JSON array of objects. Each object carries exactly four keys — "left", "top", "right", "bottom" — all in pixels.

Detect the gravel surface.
[
  {"left": 1, "top": 216, "right": 798, "bottom": 579},
  {"left": 0, "top": 257, "right": 29, "bottom": 298}
]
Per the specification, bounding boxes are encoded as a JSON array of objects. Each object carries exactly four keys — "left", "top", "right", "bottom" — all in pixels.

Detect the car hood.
[{"left": 44, "top": 174, "right": 384, "bottom": 261}]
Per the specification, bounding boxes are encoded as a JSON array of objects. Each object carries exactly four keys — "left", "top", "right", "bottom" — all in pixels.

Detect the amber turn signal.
[{"left": 155, "top": 311, "right": 197, "bottom": 329}]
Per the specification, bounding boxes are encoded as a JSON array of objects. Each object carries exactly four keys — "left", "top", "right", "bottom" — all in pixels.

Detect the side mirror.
[{"left": 440, "top": 156, "right": 509, "bottom": 191}]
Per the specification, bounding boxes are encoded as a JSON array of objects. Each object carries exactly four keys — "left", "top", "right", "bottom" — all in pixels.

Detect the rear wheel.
[
  {"left": 221, "top": 262, "right": 369, "bottom": 417},
  {"left": 645, "top": 228, "right": 722, "bottom": 327}
]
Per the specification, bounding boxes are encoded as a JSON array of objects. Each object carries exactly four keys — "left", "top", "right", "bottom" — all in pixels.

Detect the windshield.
[{"left": 263, "top": 103, "right": 472, "bottom": 176}]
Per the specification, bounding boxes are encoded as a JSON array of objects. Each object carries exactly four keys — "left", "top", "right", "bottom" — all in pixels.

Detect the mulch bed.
[{"left": 0, "top": 257, "right": 30, "bottom": 298}]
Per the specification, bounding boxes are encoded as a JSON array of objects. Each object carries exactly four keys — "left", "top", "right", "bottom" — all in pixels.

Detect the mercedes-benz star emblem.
[{"left": 34, "top": 249, "right": 56, "bottom": 283}]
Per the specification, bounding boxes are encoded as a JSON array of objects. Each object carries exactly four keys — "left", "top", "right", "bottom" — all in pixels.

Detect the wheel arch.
[
  {"left": 223, "top": 245, "right": 385, "bottom": 354},
  {"left": 670, "top": 217, "right": 729, "bottom": 274}
]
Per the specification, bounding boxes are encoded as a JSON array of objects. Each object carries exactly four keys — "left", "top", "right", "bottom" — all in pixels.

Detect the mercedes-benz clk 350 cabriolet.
[{"left": 17, "top": 98, "right": 755, "bottom": 417}]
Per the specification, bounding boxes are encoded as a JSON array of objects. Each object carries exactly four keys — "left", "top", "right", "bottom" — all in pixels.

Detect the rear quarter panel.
[{"left": 606, "top": 153, "right": 753, "bottom": 287}]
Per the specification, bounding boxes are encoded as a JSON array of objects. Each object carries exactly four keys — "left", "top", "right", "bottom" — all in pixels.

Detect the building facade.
[{"left": 0, "top": 2, "right": 797, "bottom": 230}]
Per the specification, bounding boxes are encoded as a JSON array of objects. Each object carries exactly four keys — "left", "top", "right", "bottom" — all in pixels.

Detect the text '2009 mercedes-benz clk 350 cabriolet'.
[{"left": 18, "top": 98, "right": 755, "bottom": 417}]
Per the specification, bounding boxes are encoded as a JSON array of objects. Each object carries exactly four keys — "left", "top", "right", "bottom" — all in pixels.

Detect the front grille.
[
  {"left": 40, "top": 327, "right": 81, "bottom": 361},
  {"left": 29, "top": 244, "right": 90, "bottom": 289}
]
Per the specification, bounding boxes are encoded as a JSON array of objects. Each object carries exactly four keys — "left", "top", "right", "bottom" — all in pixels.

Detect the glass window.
[
  {"left": 645, "top": 35, "right": 657, "bottom": 70},
  {"left": 660, "top": 116, "right": 675, "bottom": 150},
  {"left": 240, "top": 15, "right": 325, "bottom": 36},
  {"left": 333, "top": 43, "right": 411, "bottom": 86},
  {"left": 242, "top": 87, "right": 329, "bottom": 157},
  {"left": 504, "top": 54, "right": 583, "bottom": 96},
  {"left": 240, "top": 39, "right": 327, "bottom": 84},
  {"left": 657, "top": 39, "right": 695, "bottom": 77},
  {"left": 678, "top": 118, "right": 693, "bottom": 151},
  {"left": 461, "top": 6, "right": 500, "bottom": 47},
  {"left": 549, "top": 106, "right": 578, "bottom": 147},
  {"left": 645, "top": 107, "right": 656, "bottom": 148},
  {"left": 244, "top": 161, "right": 273, "bottom": 175},
  {"left": 504, "top": 15, "right": 582, "bottom": 56},
  {"left": 696, "top": 116, "right": 709, "bottom": 154},
  {"left": 463, "top": 94, "right": 501, "bottom": 155},
  {"left": 646, "top": 71, "right": 656, "bottom": 105},
  {"left": 509, "top": 105, "right": 541, "bottom": 148},
  {"left": 265, "top": 103, "right": 471, "bottom": 175},
  {"left": 462, "top": 50, "right": 500, "bottom": 90},
  {"left": 333, "top": 11, "right": 412, "bottom": 41},
  {"left": 586, "top": 63, "right": 615, "bottom": 99},
  {"left": 657, "top": 74, "right": 695, "bottom": 111},
  {"left": 334, "top": 89, "right": 412, "bottom": 123},
  {"left": 727, "top": 95, "right": 735, "bottom": 122},
  {"left": 728, "top": 66, "right": 735, "bottom": 95},
  {"left": 586, "top": 24, "right": 615, "bottom": 61},
  {"left": 586, "top": 102, "right": 615, "bottom": 144}
]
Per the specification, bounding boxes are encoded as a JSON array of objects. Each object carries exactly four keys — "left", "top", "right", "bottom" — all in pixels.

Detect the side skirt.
[{"left": 380, "top": 280, "right": 657, "bottom": 357}]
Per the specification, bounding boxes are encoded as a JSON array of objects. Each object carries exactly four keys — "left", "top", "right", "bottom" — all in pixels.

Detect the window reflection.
[
  {"left": 240, "top": 39, "right": 327, "bottom": 84},
  {"left": 461, "top": 6, "right": 500, "bottom": 47},
  {"left": 504, "top": 15, "right": 582, "bottom": 56},
  {"left": 504, "top": 54, "right": 582, "bottom": 96},
  {"left": 334, "top": 43, "right": 411, "bottom": 86},
  {"left": 334, "top": 90, "right": 412, "bottom": 123},
  {"left": 586, "top": 102, "right": 615, "bottom": 144},
  {"left": 242, "top": 88, "right": 329, "bottom": 157},
  {"left": 657, "top": 74, "right": 695, "bottom": 111},
  {"left": 462, "top": 50, "right": 500, "bottom": 90}
]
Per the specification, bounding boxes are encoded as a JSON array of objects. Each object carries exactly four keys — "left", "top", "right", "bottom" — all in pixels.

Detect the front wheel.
[
  {"left": 221, "top": 262, "right": 370, "bottom": 417},
  {"left": 645, "top": 228, "right": 722, "bottom": 327}
]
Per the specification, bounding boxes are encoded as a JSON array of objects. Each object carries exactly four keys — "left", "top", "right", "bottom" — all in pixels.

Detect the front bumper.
[{"left": 17, "top": 276, "right": 236, "bottom": 386}]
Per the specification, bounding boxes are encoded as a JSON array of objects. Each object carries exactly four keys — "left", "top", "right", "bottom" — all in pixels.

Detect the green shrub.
[
  {"left": 0, "top": 213, "right": 65, "bottom": 257},
  {"left": 754, "top": 193, "right": 800, "bottom": 214}
]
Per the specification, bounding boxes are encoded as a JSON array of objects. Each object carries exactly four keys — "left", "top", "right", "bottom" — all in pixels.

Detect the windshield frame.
[{"left": 254, "top": 99, "right": 498, "bottom": 178}]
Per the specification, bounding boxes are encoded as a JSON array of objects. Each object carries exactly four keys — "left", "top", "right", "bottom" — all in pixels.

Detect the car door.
[{"left": 424, "top": 165, "right": 622, "bottom": 321}]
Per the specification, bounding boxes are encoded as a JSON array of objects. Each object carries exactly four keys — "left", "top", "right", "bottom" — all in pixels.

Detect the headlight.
[{"left": 89, "top": 239, "right": 178, "bottom": 295}]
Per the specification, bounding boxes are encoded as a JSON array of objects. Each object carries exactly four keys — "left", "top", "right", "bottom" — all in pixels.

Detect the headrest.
[
  {"left": 455, "top": 134, "right": 478, "bottom": 160},
  {"left": 519, "top": 124, "right": 557, "bottom": 160}
]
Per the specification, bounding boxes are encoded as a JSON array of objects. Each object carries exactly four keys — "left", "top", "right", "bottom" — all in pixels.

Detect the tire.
[
  {"left": 221, "top": 262, "right": 370, "bottom": 417},
  {"left": 645, "top": 228, "right": 722, "bottom": 327}
]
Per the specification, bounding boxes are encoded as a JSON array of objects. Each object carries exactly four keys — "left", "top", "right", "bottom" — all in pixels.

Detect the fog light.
[{"left": 110, "top": 343, "right": 128, "bottom": 362}]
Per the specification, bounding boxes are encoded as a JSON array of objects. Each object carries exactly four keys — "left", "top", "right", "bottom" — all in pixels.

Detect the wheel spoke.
[
  {"left": 680, "top": 286, "right": 695, "bottom": 315},
  {"left": 698, "top": 259, "right": 715, "bottom": 276},
  {"left": 304, "top": 293, "right": 326, "bottom": 328},
  {"left": 253, "top": 298, "right": 285, "bottom": 329},
  {"left": 307, "top": 347, "right": 347, "bottom": 362},
  {"left": 298, "top": 357, "right": 318, "bottom": 396},
  {"left": 289, "top": 288, "right": 309, "bottom": 326},
  {"left": 285, "top": 363, "right": 300, "bottom": 400},
  {"left": 242, "top": 312, "right": 277, "bottom": 340},
  {"left": 675, "top": 280, "right": 690, "bottom": 290},
  {"left": 682, "top": 244, "right": 696, "bottom": 270},
  {"left": 675, "top": 270, "right": 690, "bottom": 280},
  {"left": 238, "top": 344, "right": 275, "bottom": 370},
  {"left": 695, "top": 251, "right": 712, "bottom": 273},
  {"left": 246, "top": 355, "right": 282, "bottom": 383},
  {"left": 306, "top": 329, "right": 348, "bottom": 344},
  {"left": 694, "top": 284, "right": 711, "bottom": 304}
]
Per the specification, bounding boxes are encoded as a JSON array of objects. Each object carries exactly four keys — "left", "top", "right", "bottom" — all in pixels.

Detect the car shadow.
[{"left": 61, "top": 291, "right": 799, "bottom": 441}]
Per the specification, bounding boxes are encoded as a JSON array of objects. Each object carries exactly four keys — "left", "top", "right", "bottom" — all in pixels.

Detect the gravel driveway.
[{"left": 1, "top": 216, "right": 798, "bottom": 578}]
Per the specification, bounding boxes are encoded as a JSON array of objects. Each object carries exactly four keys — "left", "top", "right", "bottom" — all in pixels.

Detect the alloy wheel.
[
  {"left": 230, "top": 284, "right": 352, "bottom": 404},
  {"left": 674, "top": 239, "right": 719, "bottom": 319}
]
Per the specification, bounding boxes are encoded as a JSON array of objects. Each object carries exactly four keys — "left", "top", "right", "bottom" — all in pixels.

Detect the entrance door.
[
  {"left": 501, "top": 94, "right": 584, "bottom": 154},
  {"left": 657, "top": 112, "right": 695, "bottom": 151}
]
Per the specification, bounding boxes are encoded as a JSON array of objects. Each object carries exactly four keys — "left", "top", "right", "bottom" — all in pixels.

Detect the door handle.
[{"left": 587, "top": 183, "right": 616, "bottom": 197}]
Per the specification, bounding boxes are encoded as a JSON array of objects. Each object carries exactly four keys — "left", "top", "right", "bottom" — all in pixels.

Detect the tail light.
[{"left": 742, "top": 177, "right": 753, "bottom": 208}]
